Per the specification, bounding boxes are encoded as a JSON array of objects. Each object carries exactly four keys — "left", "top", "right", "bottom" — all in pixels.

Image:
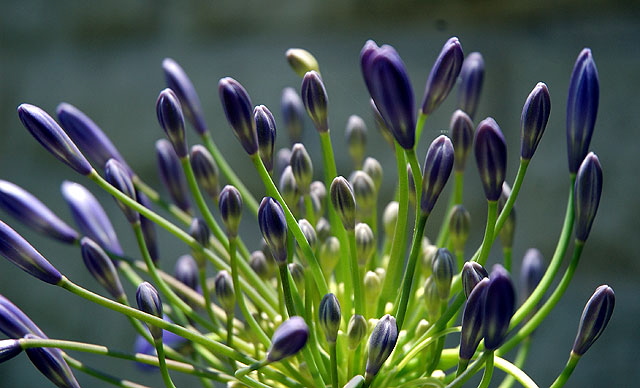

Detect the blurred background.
[{"left": 1, "top": 0, "right": 639, "bottom": 387}]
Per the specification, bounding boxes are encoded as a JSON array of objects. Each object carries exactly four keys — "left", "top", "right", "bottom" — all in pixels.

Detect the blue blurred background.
[{"left": 1, "top": 0, "right": 639, "bottom": 386}]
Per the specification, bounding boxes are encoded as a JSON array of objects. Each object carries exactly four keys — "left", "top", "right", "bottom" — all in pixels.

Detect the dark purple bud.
[
  {"left": 0, "top": 339, "right": 22, "bottom": 363},
  {"left": 520, "top": 248, "right": 545, "bottom": 302},
  {"left": 362, "top": 157, "right": 383, "bottom": 191},
  {"left": 474, "top": 118, "right": 507, "bottom": 202},
  {"left": 24, "top": 334, "right": 81, "bottom": 388},
  {"left": 156, "top": 139, "right": 191, "bottom": 214},
  {"left": 105, "top": 159, "right": 139, "bottom": 224},
  {"left": 250, "top": 250, "right": 275, "bottom": 280},
  {"left": 432, "top": 248, "right": 455, "bottom": 300},
  {"left": 57, "top": 102, "right": 131, "bottom": 174},
  {"left": 574, "top": 153, "right": 602, "bottom": 242},
  {"left": 459, "top": 277, "right": 489, "bottom": 360},
  {"left": 61, "top": 181, "right": 123, "bottom": 255},
  {"left": 572, "top": 285, "right": 615, "bottom": 356},
  {"left": 219, "top": 77, "right": 258, "bottom": 155},
  {"left": 267, "top": 316, "right": 309, "bottom": 362},
  {"left": 462, "top": 262, "right": 489, "bottom": 299},
  {"left": 521, "top": 82, "right": 551, "bottom": 160},
  {"left": 0, "top": 295, "right": 47, "bottom": 339},
  {"left": 0, "top": 180, "right": 78, "bottom": 244},
  {"left": 162, "top": 58, "right": 208, "bottom": 135},
  {"left": 156, "top": 88, "right": 188, "bottom": 159},
  {"left": 421, "top": 135, "right": 455, "bottom": 214},
  {"left": 219, "top": 185, "right": 243, "bottom": 239},
  {"left": 483, "top": 265, "right": 516, "bottom": 350},
  {"left": 0, "top": 220, "right": 62, "bottom": 285},
  {"left": 347, "top": 314, "right": 368, "bottom": 350},
  {"left": 285, "top": 48, "right": 320, "bottom": 77},
  {"left": 330, "top": 176, "right": 357, "bottom": 231},
  {"left": 290, "top": 143, "right": 313, "bottom": 194},
  {"left": 421, "top": 37, "right": 464, "bottom": 115},
  {"left": 449, "top": 205, "right": 471, "bottom": 255},
  {"left": 355, "top": 223, "right": 375, "bottom": 266},
  {"left": 137, "top": 191, "right": 159, "bottom": 264},
  {"left": 81, "top": 237, "right": 124, "bottom": 299},
  {"left": 567, "top": 49, "right": 599, "bottom": 174},
  {"left": 361, "top": 41, "right": 416, "bottom": 149},
  {"left": 254, "top": 105, "right": 277, "bottom": 172},
  {"left": 190, "top": 145, "right": 220, "bottom": 200},
  {"left": 365, "top": 314, "right": 398, "bottom": 379},
  {"left": 189, "top": 218, "right": 211, "bottom": 248},
  {"left": 214, "top": 270, "right": 235, "bottom": 314},
  {"left": 346, "top": 115, "right": 368, "bottom": 167},
  {"left": 450, "top": 110, "right": 474, "bottom": 172},
  {"left": 17, "top": 104, "right": 92, "bottom": 175},
  {"left": 319, "top": 293, "right": 341, "bottom": 343},
  {"left": 457, "top": 52, "right": 485, "bottom": 119},
  {"left": 497, "top": 183, "right": 516, "bottom": 249},
  {"left": 136, "top": 282, "right": 163, "bottom": 340},
  {"left": 281, "top": 88, "right": 305, "bottom": 144},
  {"left": 174, "top": 255, "right": 199, "bottom": 291},
  {"left": 258, "top": 197, "right": 288, "bottom": 265},
  {"left": 301, "top": 71, "right": 329, "bottom": 132}
]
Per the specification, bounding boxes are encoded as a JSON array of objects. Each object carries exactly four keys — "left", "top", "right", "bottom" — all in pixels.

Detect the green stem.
[
  {"left": 154, "top": 340, "right": 177, "bottom": 388},
  {"left": 549, "top": 352, "right": 580, "bottom": 388},
  {"left": 415, "top": 112, "right": 429, "bottom": 145},
  {"left": 63, "top": 354, "right": 152, "bottom": 388},
  {"left": 477, "top": 351, "right": 494, "bottom": 388},
  {"left": 435, "top": 171, "right": 465, "bottom": 249},
  {"left": 445, "top": 351, "right": 490, "bottom": 388},
  {"left": 132, "top": 175, "right": 192, "bottom": 225},
  {"left": 329, "top": 342, "right": 339, "bottom": 388},
  {"left": 476, "top": 200, "right": 498, "bottom": 266},
  {"left": 348, "top": 230, "right": 365, "bottom": 316},
  {"left": 279, "top": 264, "right": 297, "bottom": 317},
  {"left": 494, "top": 159, "right": 529, "bottom": 236},
  {"left": 497, "top": 337, "right": 532, "bottom": 388},
  {"left": 493, "top": 353, "right": 539, "bottom": 388}
]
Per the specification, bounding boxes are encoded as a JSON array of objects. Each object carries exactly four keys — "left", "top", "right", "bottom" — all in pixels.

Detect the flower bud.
[
  {"left": 319, "top": 236, "right": 340, "bottom": 278},
  {"left": 365, "top": 314, "right": 398, "bottom": 379},
  {"left": 450, "top": 110, "right": 474, "bottom": 172},
  {"left": 572, "top": 285, "right": 615, "bottom": 356},
  {"left": 24, "top": 334, "right": 81, "bottom": 388},
  {"left": 457, "top": 52, "right": 485, "bottom": 119},
  {"left": 156, "top": 88, "right": 188, "bottom": 158},
  {"left": 432, "top": 248, "right": 455, "bottom": 300},
  {"left": 281, "top": 88, "right": 305, "bottom": 144},
  {"left": 423, "top": 277, "right": 441, "bottom": 321},
  {"left": 462, "top": 261, "right": 489, "bottom": 299},
  {"left": 219, "top": 77, "right": 258, "bottom": 155},
  {"left": 190, "top": 145, "right": 220, "bottom": 200},
  {"left": 421, "top": 135, "right": 455, "bottom": 214},
  {"left": 81, "top": 237, "right": 125, "bottom": 299},
  {"left": 449, "top": 205, "right": 471, "bottom": 254},
  {"left": 421, "top": 37, "right": 464, "bottom": 115},
  {"left": 298, "top": 219, "right": 317, "bottom": 250},
  {"left": 250, "top": 250, "right": 275, "bottom": 280},
  {"left": 0, "top": 180, "right": 78, "bottom": 243},
  {"left": 290, "top": 143, "right": 313, "bottom": 194},
  {"left": 361, "top": 41, "right": 416, "bottom": 149},
  {"left": 137, "top": 191, "right": 159, "bottom": 264},
  {"left": 382, "top": 201, "right": 399, "bottom": 239},
  {"left": 219, "top": 185, "right": 243, "bottom": 239},
  {"left": 474, "top": 118, "right": 507, "bottom": 202},
  {"left": 319, "top": 293, "right": 341, "bottom": 343},
  {"left": 288, "top": 262, "right": 306, "bottom": 293},
  {"left": 520, "top": 82, "right": 551, "bottom": 160},
  {"left": 0, "top": 339, "right": 22, "bottom": 363},
  {"left": 574, "top": 153, "right": 602, "bottom": 242},
  {"left": 174, "top": 254, "right": 199, "bottom": 291},
  {"left": 330, "top": 176, "right": 356, "bottom": 231},
  {"left": 188, "top": 218, "right": 211, "bottom": 249},
  {"left": 267, "top": 316, "right": 309, "bottom": 362},
  {"left": 483, "top": 265, "right": 516, "bottom": 350},
  {"left": 214, "top": 270, "right": 235, "bottom": 314},
  {"left": 258, "top": 197, "right": 288, "bottom": 265},
  {"left": 136, "top": 282, "right": 163, "bottom": 340},
  {"left": 364, "top": 271, "right": 382, "bottom": 301},
  {"left": 286, "top": 48, "right": 320, "bottom": 77},
  {"left": 347, "top": 314, "right": 368, "bottom": 350},
  {"left": 567, "top": 48, "right": 599, "bottom": 174},
  {"left": 279, "top": 166, "right": 299, "bottom": 209},
  {"left": 520, "top": 248, "right": 545, "bottom": 302},
  {"left": 419, "top": 239, "right": 437, "bottom": 277},
  {"left": 254, "top": 105, "right": 277, "bottom": 172},
  {"left": 0, "top": 295, "right": 47, "bottom": 339},
  {"left": 346, "top": 115, "right": 368, "bottom": 167},
  {"left": 459, "top": 277, "right": 489, "bottom": 361},
  {"left": 497, "top": 182, "right": 516, "bottom": 249},
  {"left": 344, "top": 375, "right": 365, "bottom": 388},
  {"left": 17, "top": 104, "right": 92, "bottom": 175},
  {"left": 355, "top": 223, "right": 376, "bottom": 267},
  {"left": 105, "top": 158, "right": 139, "bottom": 224},
  {"left": 162, "top": 58, "right": 208, "bottom": 135},
  {"left": 351, "top": 171, "right": 377, "bottom": 217},
  {"left": 362, "top": 157, "right": 383, "bottom": 191},
  {"left": 156, "top": 139, "right": 191, "bottom": 213},
  {"left": 315, "top": 217, "right": 331, "bottom": 242},
  {"left": 301, "top": 71, "right": 329, "bottom": 132}
]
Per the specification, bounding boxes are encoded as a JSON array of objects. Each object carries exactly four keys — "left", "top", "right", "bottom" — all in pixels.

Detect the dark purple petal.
[
  {"left": 156, "top": 88, "right": 188, "bottom": 159},
  {"left": 254, "top": 105, "right": 277, "bottom": 172},
  {"left": 421, "top": 37, "right": 464, "bottom": 115},
  {"left": 365, "top": 314, "right": 398, "bottom": 378},
  {"left": 219, "top": 77, "right": 258, "bottom": 155},
  {"left": 219, "top": 185, "right": 243, "bottom": 238},
  {"left": 459, "top": 277, "right": 489, "bottom": 360},
  {"left": 574, "top": 153, "right": 602, "bottom": 242},
  {"left": 521, "top": 82, "right": 551, "bottom": 160},
  {"left": 156, "top": 139, "right": 191, "bottom": 214},
  {"left": 162, "top": 58, "right": 208, "bottom": 135},
  {"left": 420, "top": 135, "right": 454, "bottom": 214},
  {"left": 25, "top": 334, "right": 81, "bottom": 388},
  {"left": 258, "top": 197, "right": 288, "bottom": 264},
  {"left": 136, "top": 282, "right": 163, "bottom": 340},
  {"left": 301, "top": 71, "right": 329, "bottom": 132},
  {"left": 281, "top": 88, "right": 305, "bottom": 145},
  {"left": 105, "top": 158, "right": 139, "bottom": 224},
  {"left": 457, "top": 52, "right": 485, "bottom": 119},
  {"left": 572, "top": 285, "right": 615, "bottom": 356},
  {"left": 483, "top": 265, "right": 516, "bottom": 350},
  {"left": 267, "top": 316, "right": 309, "bottom": 362},
  {"left": 474, "top": 118, "right": 507, "bottom": 202},
  {"left": 81, "top": 237, "right": 125, "bottom": 299},
  {"left": 450, "top": 110, "right": 474, "bottom": 172}
]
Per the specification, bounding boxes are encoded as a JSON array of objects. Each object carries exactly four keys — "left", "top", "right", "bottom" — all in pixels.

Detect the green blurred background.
[{"left": 1, "top": 0, "right": 639, "bottom": 386}]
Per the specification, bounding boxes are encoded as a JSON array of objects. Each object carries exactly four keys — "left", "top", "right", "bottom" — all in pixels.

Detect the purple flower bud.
[
  {"left": 319, "top": 293, "right": 341, "bottom": 343},
  {"left": 0, "top": 295, "right": 47, "bottom": 339},
  {"left": 330, "top": 176, "right": 357, "bottom": 231},
  {"left": 520, "top": 248, "right": 545, "bottom": 302},
  {"left": 267, "top": 316, "right": 309, "bottom": 362},
  {"left": 462, "top": 262, "right": 489, "bottom": 299},
  {"left": 483, "top": 265, "right": 516, "bottom": 350},
  {"left": 189, "top": 218, "right": 211, "bottom": 248},
  {"left": 346, "top": 115, "right": 368, "bottom": 167},
  {"left": 572, "top": 285, "right": 615, "bottom": 356},
  {"left": 17, "top": 104, "right": 92, "bottom": 175},
  {"left": 56, "top": 102, "right": 131, "bottom": 174},
  {"left": 214, "top": 270, "right": 235, "bottom": 314},
  {"left": 0, "top": 180, "right": 78, "bottom": 244},
  {"left": 474, "top": 118, "right": 507, "bottom": 202},
  {"left": 286, "top": 48, "right": 320, "bottom": 77},
  {"left": 520, "top": 82, "right": 551, "bottom": 160},
  {"left": 281, "top": 88, "right": 305, "bottom": 144},
  {"left": 254, "top": 105, "right": 277, "bottom": 172},
  {"left": 449, "top": 205, "right": 471, "bottom": 255},
  {"left": 275, "top": 147, "right": 292, "bottom": 182},
  {"left": 190, "top": 145, "right": 220, "bottom": 200},
  {"left": 137, "top": 191, "right": 159, "bottom": 264},
  {"left": 421, "top": 37, "right": 464, "bottom": 115},
  {"left": 450, "top": 110, "right": 474, "bottom": 172},
  {"left": 0, "top": 220, "right": 62, "bottom": 285},
  {"left": 365, "top": 314, "right": 398, "bottom": 379},
  {"left": 219, "top": 77, "right": 258, "bottom": 155},
  {"left": 457, "top": 52, "right": 485, "bottom": 119},
  {"left": 421, "top": 135, "right": 455, "bottom": 214},
  {"left": 105, "top": 158, "right": 139, "bottom": 224},
  {"left": 156, "top": 139, "right": 191, "bottom": 214},
  {"left": 290, "top": 143, "right": 313, "bottom": 194},
  {"left": 301, "top": 71, "right": 329, "bottom": 132},
  {"left": 258, "top": 197, "right": 288, "bottom": 265},
  {"left": 156, "top": 88, "right": 188, "bottom": 159},
  {"left": 432, "top": 248, "right": 455, "bottom": 300},
  {"left": 81, "top": 237, "right": 125, "bottom": 299},
  {"left": 174, "top": 255, "right": 199, "bottom": 291},
  {"left": 459, "top": 277, "right": 489, "bottom": 360},
  {"left": 162, "top": 58, "right": 208, "bottom": 135},
  {"left": 355, "top": 223, "right": 375, "bottom": 266},
  {"left": 219, "top": 185, "right": 243, "bottom": 239},
  {"left": 567, "top": 49, "right": 599, "bottom": 174},
  {"left": 361, "top": 41, "right": 416, "bottom": 149},
  {"left": 61, "top": 181, "right": 123, "bottom": 255},
  {"left": 136, "top": 282, "right": 163, "bottom": 340},
  {"left": 0, "top": 339, "right": 22, "bottom": 363},
  {"left": 574, "top": 153, "right": 602, "bottom": 242},
  {"left": 24, "top": 334, "right": 81, "bottom": 388}
]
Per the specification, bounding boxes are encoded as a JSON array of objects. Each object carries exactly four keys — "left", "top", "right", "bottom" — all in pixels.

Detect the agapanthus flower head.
[
  {"left": 572, "top": 285, "right": 615, "bottom": 356},
  {"left": 136, "top": 282, "right": 163, "bottom": 340},
  {"left": 0, "top": 294, "right": 47, "bottom": 339},
  {"left": 450, "top": 109, "right": 474, "bottom": 172},
  {"left": 156, "top": 88, "right": 188, "bottom": 159},
  {"left": 156, "top": 139, "right": 192, "bottom": 214},
  {"left": 214, "top": 270, "right": 235, "bottom": 314},
  {"left": 254, "top": 105, "right": 277, "bottom": 172},
  {"left": 267, "top": 316, "right": 309, "bottom": 362},
  {"left": 319, "top": 293, "right": 341, "bottom": 343},
  {"left": 24, "top": 334, "right": 81, "bottom": 388},
  {"left": 520, "top": 248, "right": 545, "bottom": 302},
  {"left": 162, "top": 58, "right": 208, "bottom": 135},
  {"left": 345, "top": 115, "right": 368, "bottom": 167},
  {"left": 219, "top": 185, "right": 243, "bottom": 239},
  {"left": 520, "top": 82, "right": 551, "bottom": 160},
  {"left": 286, "top": 48, "right": 320, "bottom": 77},
  {"left": 105, "top": 158, "right": 139, "bottom": 224},
  {"left": 574, "top": 152, "right": 603, "bottom": 242},
  {"left": 330, "top": 176, "right": 357, "bottom": 231},
  {"left": 420, "top": 135, "right": 455, "bottom": 214},
  {"left": 190, "top": 144, "right": 220, "bottom": 200},
  {"left": 218, "top": 77, "right": 258, "bottom": 155},
  {"left": 459, "top": 277, "right": 489, "bottom": 360},
  {"left": 81, "top": 237, "right": 125, "bottom": 299},
  {"left": 258, "top": 197, "right": 288, "bottom": 264},
  {"left": 281, "top": 88, "right": 305, "bottom": 144},
  {"left": 365, "top": 314, "right": 398, "bottom": 380},
  {"left": 421, "top": 37, "right": 464, "bottom": 115},
  {"left": 457, "top": 52, "right": 485, "bottom": 119},
  {"left": 483, "top": 265, "right": 516, "bottom": 350},
  {"left": 361, "top": 41, "right": 416, "bottom": 149},
  {"left": 301, "top": 70, "right": 329, "bottom": 132},
  {"left": 290, "top": 143, "right": 313, "bottom": 194},
  {"left": 474, "top": 117, "right": 507, "bottom": 202}
]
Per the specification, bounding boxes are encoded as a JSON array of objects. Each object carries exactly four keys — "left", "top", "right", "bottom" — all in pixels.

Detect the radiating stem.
[{"left": 549, "top": 353, "right": 580, "bottom": 388}]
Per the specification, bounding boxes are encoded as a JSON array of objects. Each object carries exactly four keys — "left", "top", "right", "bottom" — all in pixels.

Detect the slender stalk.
[
  {"left": 64, "top": 354, "right": 152, "bottom": 388},
  {"left": 445, "top": 351, "right": 490, "bottom": 388},
  {"left": 497, "top": 337, "right": 532, "bottom": 388},
  {"left": 477, "top": 351, "right": 494, "bottom": 388},
  {"left": 415, "top": 112, "right": 429, "bottom": 145},
  {"left": 549, "top": 353, "right": 580, "bottom": 388},
  {"left": 329, "top": 342, "right": 339, "bottom": 388},
  {"left": 476, "top": 200, "right": 498, "bottom": 266},
  {"left": 493, "top": 353, "right": 540, "bottom": 388},
  {"left": 347, "top": 230, "right": 365, "bottom": 316},
  {"left": 154, "top": 340, "right": 177, "bottom": 388}
]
